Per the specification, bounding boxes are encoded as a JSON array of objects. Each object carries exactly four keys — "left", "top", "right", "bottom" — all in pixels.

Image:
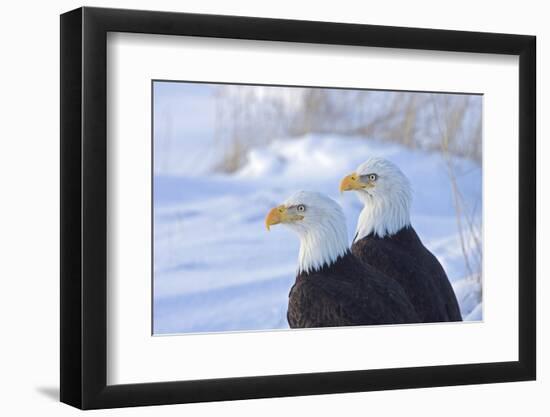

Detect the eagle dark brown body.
[
  {"left": 287, "top": 251, "right": 420, "bottom": 328},
  {"left": 352, "top": 226, "right": 462, "bottom": 322}
]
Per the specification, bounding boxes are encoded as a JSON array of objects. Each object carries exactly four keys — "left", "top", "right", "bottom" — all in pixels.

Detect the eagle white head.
[
  {"left": 340, "top": 157, "right": 412, "bottom": 240},
  {"left": 265, "top": 191, "right": 349, "bottom": 275}
]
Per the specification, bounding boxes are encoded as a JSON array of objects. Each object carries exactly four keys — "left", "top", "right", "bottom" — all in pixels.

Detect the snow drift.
[{"left": 153, "top": 134, "right": 482, "bottom": 334}]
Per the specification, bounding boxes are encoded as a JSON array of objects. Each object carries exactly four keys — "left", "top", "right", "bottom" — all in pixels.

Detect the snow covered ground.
[{"left": 153, "top": 134, "right": 482, "bottom": 334}]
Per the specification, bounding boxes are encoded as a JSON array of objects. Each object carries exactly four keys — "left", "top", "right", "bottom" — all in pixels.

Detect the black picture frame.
[{"left": 60, "top": 6, "right": 536, "bottom": 410}]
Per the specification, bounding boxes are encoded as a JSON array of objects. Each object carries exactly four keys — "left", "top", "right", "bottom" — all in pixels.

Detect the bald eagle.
[
  {"left": 340, "top": 158, "right": 462, "bottom": 322},
  {"left": 265, "top": 191, "right": 419, "bottom": 328}
]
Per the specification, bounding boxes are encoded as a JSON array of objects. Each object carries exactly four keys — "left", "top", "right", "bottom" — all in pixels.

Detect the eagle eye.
[
  {"left": 368, "top": 174, "right": 377, "bottom": 181},
  {"left": 297, "top": 204, "right": 306, "bottom": 212}
]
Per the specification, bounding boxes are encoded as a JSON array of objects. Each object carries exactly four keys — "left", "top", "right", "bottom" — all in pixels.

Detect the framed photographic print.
[{"left": 60, "top": 6, "right": 536, "bottom": 409}]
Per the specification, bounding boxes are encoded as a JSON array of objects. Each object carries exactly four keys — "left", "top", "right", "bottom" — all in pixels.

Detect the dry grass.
[
  {"left": 431, "top": 95, "right": 483, "bottom": 284},
  {"left": 213, "top": 86, "right": 482, "bottom": 173}
]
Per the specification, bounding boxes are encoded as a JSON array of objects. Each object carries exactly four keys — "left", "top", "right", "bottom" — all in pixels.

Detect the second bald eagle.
[{"left": 340, "top": 158, "right": 462, "bottom": 322}]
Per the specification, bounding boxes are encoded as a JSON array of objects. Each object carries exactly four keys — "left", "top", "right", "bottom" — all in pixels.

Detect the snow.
[
  {"left": 153, "top": 83, "right": 219, "bottom": 176},
  {"left": 153, "top": 134, "right": 482, "bottom": 334}
]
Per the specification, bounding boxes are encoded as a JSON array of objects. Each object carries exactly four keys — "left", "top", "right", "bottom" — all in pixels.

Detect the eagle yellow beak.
[
  {"left": 339, "top": 172, "right": 367, "bottom": 193},
  {"left": 265, "top": 205, "right": 288, "bottom": 231}
]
